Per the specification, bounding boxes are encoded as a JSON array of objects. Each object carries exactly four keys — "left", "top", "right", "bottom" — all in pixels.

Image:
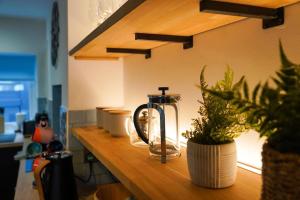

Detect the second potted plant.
[
  {"left": 207, "top": 43, "right": 300, "bottom": 199},
  {"left": 183, "top": 67, "right": 248, "bottom": 188}
]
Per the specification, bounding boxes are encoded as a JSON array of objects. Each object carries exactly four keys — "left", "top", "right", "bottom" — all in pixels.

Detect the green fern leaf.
[
  {"left": 243, "top": 82, "right": 249, "bottom": 100},
  {"left": 252, "top": 83, "right": 261, "bottom": 103},
  {"left": 279, "top": 41, "right": 295, "bottom": 68}
]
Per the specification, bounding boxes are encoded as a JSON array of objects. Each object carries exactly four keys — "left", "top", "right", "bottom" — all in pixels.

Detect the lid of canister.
[
  {"left": 96, "top": 106, "right": 108, "bottom": 110},
  {"left": 102, "top": 107, "right": 123, "bottom": 111},
  {"left": 109, "top": 110, "right": 131, "bottom": 115}
]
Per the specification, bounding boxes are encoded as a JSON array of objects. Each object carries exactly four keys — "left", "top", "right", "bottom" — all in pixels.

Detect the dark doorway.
[{"left": 52, "top": 85, "right": 62, "bottom": 135}]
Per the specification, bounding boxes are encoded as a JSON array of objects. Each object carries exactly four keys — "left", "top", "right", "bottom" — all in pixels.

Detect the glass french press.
[{"left": 133, "top": 87, "right": 181, "bottom": 163}]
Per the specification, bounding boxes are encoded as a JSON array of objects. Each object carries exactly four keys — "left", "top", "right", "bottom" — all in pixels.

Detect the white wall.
[
  {"left": 123, "top": 3, "right": 300, "bottom": 169},
  {"left": 0, "top": 16, "right": 48, "bottom": 117},
  {"left": 0, "top": 0, "right": 52, "bottom": 19},
  {"left": 45, "top": 0, "right": 68, "bottom": 107},
  {"left": 68, "top": 59, "right": 123, "bottom": 110},
  {"left": 67, "top": 0, "right": 124, "bottom": 110}
]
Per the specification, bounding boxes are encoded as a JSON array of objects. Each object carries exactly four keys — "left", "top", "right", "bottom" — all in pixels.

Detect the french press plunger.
[{"left": 133, "top": 87, "right": 181, "bottom": 163}]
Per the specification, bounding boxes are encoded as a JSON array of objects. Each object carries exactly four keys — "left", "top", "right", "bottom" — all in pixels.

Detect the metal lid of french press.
[{"left": 148, "top": 87, "right": 180, "bottom": 104}]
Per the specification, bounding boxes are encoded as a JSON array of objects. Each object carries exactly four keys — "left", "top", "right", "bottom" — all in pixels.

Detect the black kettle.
[{"left": 34, "top": 151, "right": 78, "bottom": 200}]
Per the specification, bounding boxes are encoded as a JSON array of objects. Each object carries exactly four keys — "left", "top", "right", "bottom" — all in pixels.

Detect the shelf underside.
[{"left": 70, "top": 0, "right": 299, "bottom": 60}]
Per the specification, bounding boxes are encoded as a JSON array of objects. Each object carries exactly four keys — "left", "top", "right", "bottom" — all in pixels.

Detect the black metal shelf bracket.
[
  {"left": 106, "top": 48, "right": 151, "bottom": 59},
  {"left": 135, "top": 33, "right": 193, "bottom": 49},
  {"left": 199, "top": 0, "right": 284, "bottom": 29}
]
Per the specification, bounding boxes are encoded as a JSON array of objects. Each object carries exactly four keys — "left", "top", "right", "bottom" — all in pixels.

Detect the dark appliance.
[{"left": 34, "top": 151, "right": 78, "bottom": 200}]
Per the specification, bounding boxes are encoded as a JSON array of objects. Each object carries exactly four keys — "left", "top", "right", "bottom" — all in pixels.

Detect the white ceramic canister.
[
  {"left": 102, "top": 108, "right": 121, "bottom": 132},
  {"left": 109, "top": 110, "right": 131, "bottom": 137},
  {"left": 96, "top": 107, "right": 101, "bottom": 128},
  {"left": 96, "top": 107, "right": 106, "bottom": 128},
  {"left": 108, "top": 110, "right": 132, "bottom": 134},
  {"left": 107, "top": 110, "right": 124, "bottom": 133}
]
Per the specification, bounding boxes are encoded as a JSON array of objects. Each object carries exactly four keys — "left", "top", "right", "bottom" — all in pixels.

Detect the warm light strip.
[{"left": 237, "top": 162, "right": 262, "bottom": 174}]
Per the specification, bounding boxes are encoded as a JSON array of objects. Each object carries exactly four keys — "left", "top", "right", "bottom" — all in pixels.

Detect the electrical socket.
[{"left": 83, "top": 148, "right": 98, "bottom": 163}]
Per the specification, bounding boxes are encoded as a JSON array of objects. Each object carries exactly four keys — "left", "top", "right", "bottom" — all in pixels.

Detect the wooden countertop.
[
  {"left": 14, "top": 159, "right": 39, "bottom": 200},
  {"left": 0, "top": 122, "right": 24, "bottom": 148},
  {"left": 72, "top": 126, "right": 262, "bottom": 200},
  {"left": 14, "top": 138, "right": 39, "bottom": 200},
  {"left": 0, "top": 133, "right": 23, "bottom": 149}
]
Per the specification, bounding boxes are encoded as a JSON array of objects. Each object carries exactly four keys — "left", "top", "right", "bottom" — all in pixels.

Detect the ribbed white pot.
[{"left": 187, "top": 140, "right": 237, "bottom": 188}]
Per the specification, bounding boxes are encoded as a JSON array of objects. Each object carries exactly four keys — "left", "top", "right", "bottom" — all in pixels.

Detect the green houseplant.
[
  {"left": 183, "top": 67, "right": 249, "bottom": 188},
  {"left": 207, "top": 43, "right": 300, "bottom": 199}
]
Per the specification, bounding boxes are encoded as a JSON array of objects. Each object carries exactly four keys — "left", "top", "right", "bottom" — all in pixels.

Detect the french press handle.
[{"left": 133, "top": 104, "right": 149, "bottom": 144}]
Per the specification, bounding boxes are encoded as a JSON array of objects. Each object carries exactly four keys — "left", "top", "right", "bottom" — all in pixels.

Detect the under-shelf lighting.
[
  {"left": 237, "top": 162, "right": 262, "bottom": 174},
  {"left": 106, "top": 48, "right": 151, "bottom": 59}
]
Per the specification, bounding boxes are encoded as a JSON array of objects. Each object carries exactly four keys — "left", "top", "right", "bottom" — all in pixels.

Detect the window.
[{"left": 0, "top": 81, "right": 31, "bottom": 122}]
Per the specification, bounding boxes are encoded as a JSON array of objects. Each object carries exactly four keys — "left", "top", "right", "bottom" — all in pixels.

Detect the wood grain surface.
[
  {"left": 70, "top": 0, "right": 299, "bottom": 59},
  {"left": 72, "top": 126, "right": 262, "bottom": 200},
  {"left": 14, "top": 138, "right": 39, "bottom": 200}
]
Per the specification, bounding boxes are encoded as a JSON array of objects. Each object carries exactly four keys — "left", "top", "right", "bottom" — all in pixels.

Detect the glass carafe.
[{"left": 133, "top": 87, "right": 181, "bottom": 163}]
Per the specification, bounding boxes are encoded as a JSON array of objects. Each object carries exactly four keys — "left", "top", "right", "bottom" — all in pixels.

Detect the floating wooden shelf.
[
  {"left": 72, "top": 126, "right": 261, "bottom": 200},
  {"left": 69, "top": 0, "right": 299, "bottom": 60}
]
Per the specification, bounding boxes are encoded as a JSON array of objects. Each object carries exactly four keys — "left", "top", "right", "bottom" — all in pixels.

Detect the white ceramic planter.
[{"left": 187, "top": 140, "right": 237, "bottom": 188}]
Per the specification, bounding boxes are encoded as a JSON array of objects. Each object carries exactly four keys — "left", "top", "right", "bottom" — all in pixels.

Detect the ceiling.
[{"left": 0, "top": 0, "right": 52, "bottom": 20}]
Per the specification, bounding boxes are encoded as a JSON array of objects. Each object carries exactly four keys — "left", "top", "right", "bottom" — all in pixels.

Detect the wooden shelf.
[
  {"left": 72, "top": 126, "right": 262, "bottom": 200},
  {"left": 69, "top": 0, "right": 299, "bottom": 60}
]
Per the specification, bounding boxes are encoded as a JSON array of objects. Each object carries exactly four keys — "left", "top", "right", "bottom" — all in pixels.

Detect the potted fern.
[
  {"left": 183, "top": 67, "right": 249, "bottom": 188},
  {"left": 208, "top": 43, "right": 300, "bottom": 199}
]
